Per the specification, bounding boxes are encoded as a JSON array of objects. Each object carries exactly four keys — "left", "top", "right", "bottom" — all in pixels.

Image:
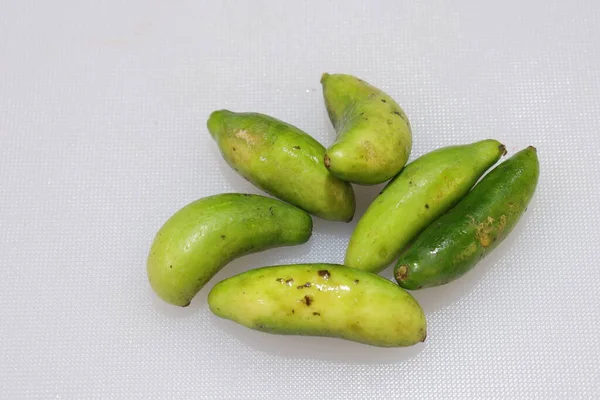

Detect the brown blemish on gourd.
[
  {"left": 349, "top": 321, "right": 363, "bottom": 333},
  {"left": 285, "top": 278, "right": 294, "bottom": 286},
  {"left": 455, "top": 242, "right": 478, "bottom": 262},
  {"left": 235, "top": 129, "right": 258, "bottom": 145},
  {"left": 318, "top": 270, "right": 330, "bottom": 279},
  {"left": 475, "top": 216, "right": 496, "bottom": 247},
  {"left": 302, "top": 295, "right": 313, "bottom": 306},
  {"left": 297, "top": 282, "right": 311, "bottom": 289},
  {"left": 396, "top": 265, "right": 408, "bottom": 281},
  {"left": 360, "top": 140, "right": 377, "bottom": 161},
  {"left": 324, "top": 154, "right": 331, "bottom": 168},
  {"left": 498, "top": 215, "right": 507, "bottom": 237}
]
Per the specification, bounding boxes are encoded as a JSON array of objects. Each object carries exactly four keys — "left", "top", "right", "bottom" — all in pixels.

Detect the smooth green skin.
[
  {"left": 147, "top": 194, "right": 312, "bottom": 306},
  {"left": 345, "top": 139, "right": 506, "bottom": 273},
  {"left": 209, "top": 264, "right": 427, "bottom": 347},
  {"left": 395, "top": 147, "right": 539, "bottom": 289},
  {"left": 321, "top": 73, "right": 412, "bottom": 185},
  {"left": 208, "top": 110, "right": 355, "bottom": 222}
]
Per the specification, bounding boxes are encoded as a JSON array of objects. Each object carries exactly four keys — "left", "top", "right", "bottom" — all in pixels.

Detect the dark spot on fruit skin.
[
  {"left": 303, "top": 295, "right": 313, "bottom": 306},
  {"left": 169, "top": 265, "right": 173, "bottom": 269},
  {"left": 258, "top": 324, "right": 265, "bottom": 329},
  {"left": 276, "top": 278, "right": 284, "bottom": 283},
  {"left": 354, "top": 279, "right": 359, "bottom": 284},
  {"left": 425, "top": 204, "right": 429, "bottom": 209},
  {"left": 313, "top": 312, "right": 321, "bottom": 316},
  {"left": 392, "top": 110, "right": 409, "bottom": 123},
  {"left": 292, "top": 145, "right": 301, "bottom": 150},
  {"left": 285, "top": 279, "right": 294, "bottom": 286},
  {"left": 232, "top": 147, "right": 236, "bottom": 151},
  {"left": 292, "top": 309, "right": 295, "bottom": 314},
  {"left": 381, "top": 99, "right": 387, "bottom": 103},
  {"left": 269, "top": 206, "right": 274, "bottom": 216},
  {"left": 318, "top": 270, "right": 330, "bottom": 279},
  {"left": 297, "top": 282, "right": 311, "bottom": 289},
  {"left": 221, "top": 235, "right": 226, "bottom": 239}
]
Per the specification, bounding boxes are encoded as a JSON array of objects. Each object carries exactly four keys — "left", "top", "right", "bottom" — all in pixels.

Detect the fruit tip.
[
  {"left": 207, "top": 110, "right": 229, "bottom": 137},
  {"left": 320, "top": 72, "right": 330, "bottom": 84},
  {"left": 527, "top": 145, "right": 537, "bottom": 152},
  {"left": 499, "top": 143, "right": 507, "bottom": 156},
  {"left": 324, "top": 154, "right": 331, "bottom": 168}
]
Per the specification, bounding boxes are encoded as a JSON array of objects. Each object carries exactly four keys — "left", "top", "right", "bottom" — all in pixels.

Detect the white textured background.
[{"left": 1, "top": 0, "right": 599, "bottom": 398}]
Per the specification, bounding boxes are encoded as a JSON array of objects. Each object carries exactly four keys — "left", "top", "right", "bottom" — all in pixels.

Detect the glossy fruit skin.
[
  {"left": 395, "top": 146, "right": 539, "bottom": 290},
  {"left": 321, "top": 73, "right": 412, "bottom": 185},
  {"left": 345, "top": 140, "right": 506, "bottom": 273},
  {"left": 207, "top": 110, "right": 355, "bottom": 222},
  {"left": 208, "top": 264, "right": 427, "bottom": 347},
  {"left": 147, "top": 194, "right": 312, "bottom": 306}
]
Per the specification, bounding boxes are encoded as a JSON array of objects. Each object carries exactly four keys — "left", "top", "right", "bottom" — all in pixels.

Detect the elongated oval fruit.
[
  {"left": 147, "top": 194, "right": 312, "bottom": 306},
  {"left": 321, "top": 73, "right": 412, "bottom": 185},
  {"left": 207, "top": 110, "right": 355, "bottom": 222},
  {"left": 208, "top": 264, "right": 427, "bottom": 347},
  {"left": 345, "top": 139, "right": 506, "bottom": 273},
  {"left": 395, "top": 146, "right": 539, "bottom": 289}
]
